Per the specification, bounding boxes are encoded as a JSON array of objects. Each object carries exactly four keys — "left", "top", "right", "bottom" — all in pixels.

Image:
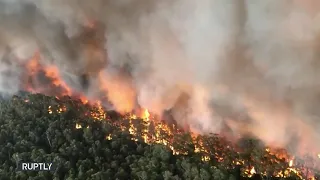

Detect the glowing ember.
[
  {"left": 80, "top": 97, "right": 89, "bottom": 104},
  {"left": 76, "top": 124, "right": 82, "bottom": 129},
  {"left": 48, "top": 106, "right": 53, "bottom": 114},
  {"left": 250, "top": 167, "right": 256, "bottom": 175},
  {"left": 289, "top": 159, "right": 293, "bottom": 167},
  {"left": 106, "top": 134, "right": 112, "bottom": 140},
  {"left": 201, "top": 156, "right": 210, "bottom": 162}
]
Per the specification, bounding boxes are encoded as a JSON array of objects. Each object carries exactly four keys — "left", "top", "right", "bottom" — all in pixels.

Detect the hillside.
[{"left": 0, "top": 93, "right": 316, "bottom": 180}]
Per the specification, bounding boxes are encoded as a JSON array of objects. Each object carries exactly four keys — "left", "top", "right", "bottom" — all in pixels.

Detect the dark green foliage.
[{"left": 0, "top": 94, "right": 308, "bottom": 180}]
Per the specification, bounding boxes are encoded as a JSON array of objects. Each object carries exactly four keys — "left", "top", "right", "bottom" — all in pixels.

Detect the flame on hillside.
[
  {"left": 63, "top": 101, "right": 317, "bottom": 179},
  {"left": 1, "top": 1, "right": 320, "bottom": 179},
  {"left": 14, "top": 51, "right": 319, "bottom": 179}
]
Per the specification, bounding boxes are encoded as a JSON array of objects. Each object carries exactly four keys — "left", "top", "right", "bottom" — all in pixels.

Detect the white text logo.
[{"left": 19, "top": 162, "right": 53, "bottom": 171}]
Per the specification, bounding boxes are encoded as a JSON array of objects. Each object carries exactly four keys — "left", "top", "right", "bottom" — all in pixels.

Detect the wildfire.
[
  {"left": 42, "top": 94, "right": 320, "bottom": 179},
  {"left": 42, "top": 97, "right": 319, "bottom": 179},
  {"left": 20, "top": 51, "right": 320, "bottom": 179}
]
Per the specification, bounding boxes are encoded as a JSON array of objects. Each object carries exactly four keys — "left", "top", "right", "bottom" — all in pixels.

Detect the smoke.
[{"left": 1, "top": 0, "right": 320, "bottom": 155}]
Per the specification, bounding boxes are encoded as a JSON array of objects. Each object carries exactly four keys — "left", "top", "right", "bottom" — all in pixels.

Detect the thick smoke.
[{"left": 1, "top": 0, "right": 320, "bottom": 155}]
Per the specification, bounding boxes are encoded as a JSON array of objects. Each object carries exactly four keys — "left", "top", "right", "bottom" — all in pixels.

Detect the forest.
[{"left": 0, "top": 93, "right": 318, "bottom": 180}]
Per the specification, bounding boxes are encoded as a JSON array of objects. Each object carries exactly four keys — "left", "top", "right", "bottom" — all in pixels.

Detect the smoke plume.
[{"left": 1, "top": 0, "right": 320, "bottom": 155}]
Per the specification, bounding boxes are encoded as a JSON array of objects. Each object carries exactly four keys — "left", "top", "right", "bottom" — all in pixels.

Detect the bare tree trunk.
[{"left": 46, "top": 132, "right": 52, "bottom": 148}]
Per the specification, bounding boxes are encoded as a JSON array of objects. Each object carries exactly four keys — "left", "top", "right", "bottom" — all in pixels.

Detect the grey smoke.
[{"left": 1, "top": 0, "right": 320, "bottom": 155}]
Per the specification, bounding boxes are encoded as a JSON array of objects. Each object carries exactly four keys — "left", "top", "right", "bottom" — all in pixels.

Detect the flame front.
[
  {"left": 21, "top": 51, "right": 320, "bottom": 179},
  {"left": 42, "top": 96, "right": 320, "bottom": 179}
]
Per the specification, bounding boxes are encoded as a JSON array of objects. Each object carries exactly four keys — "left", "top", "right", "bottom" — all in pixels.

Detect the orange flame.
[
  {"left": 142, "top": 109, "right": 150, "bottom": 120},
  {"left": 43, "top": 66, "right": 72, "bottom": 96}
]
